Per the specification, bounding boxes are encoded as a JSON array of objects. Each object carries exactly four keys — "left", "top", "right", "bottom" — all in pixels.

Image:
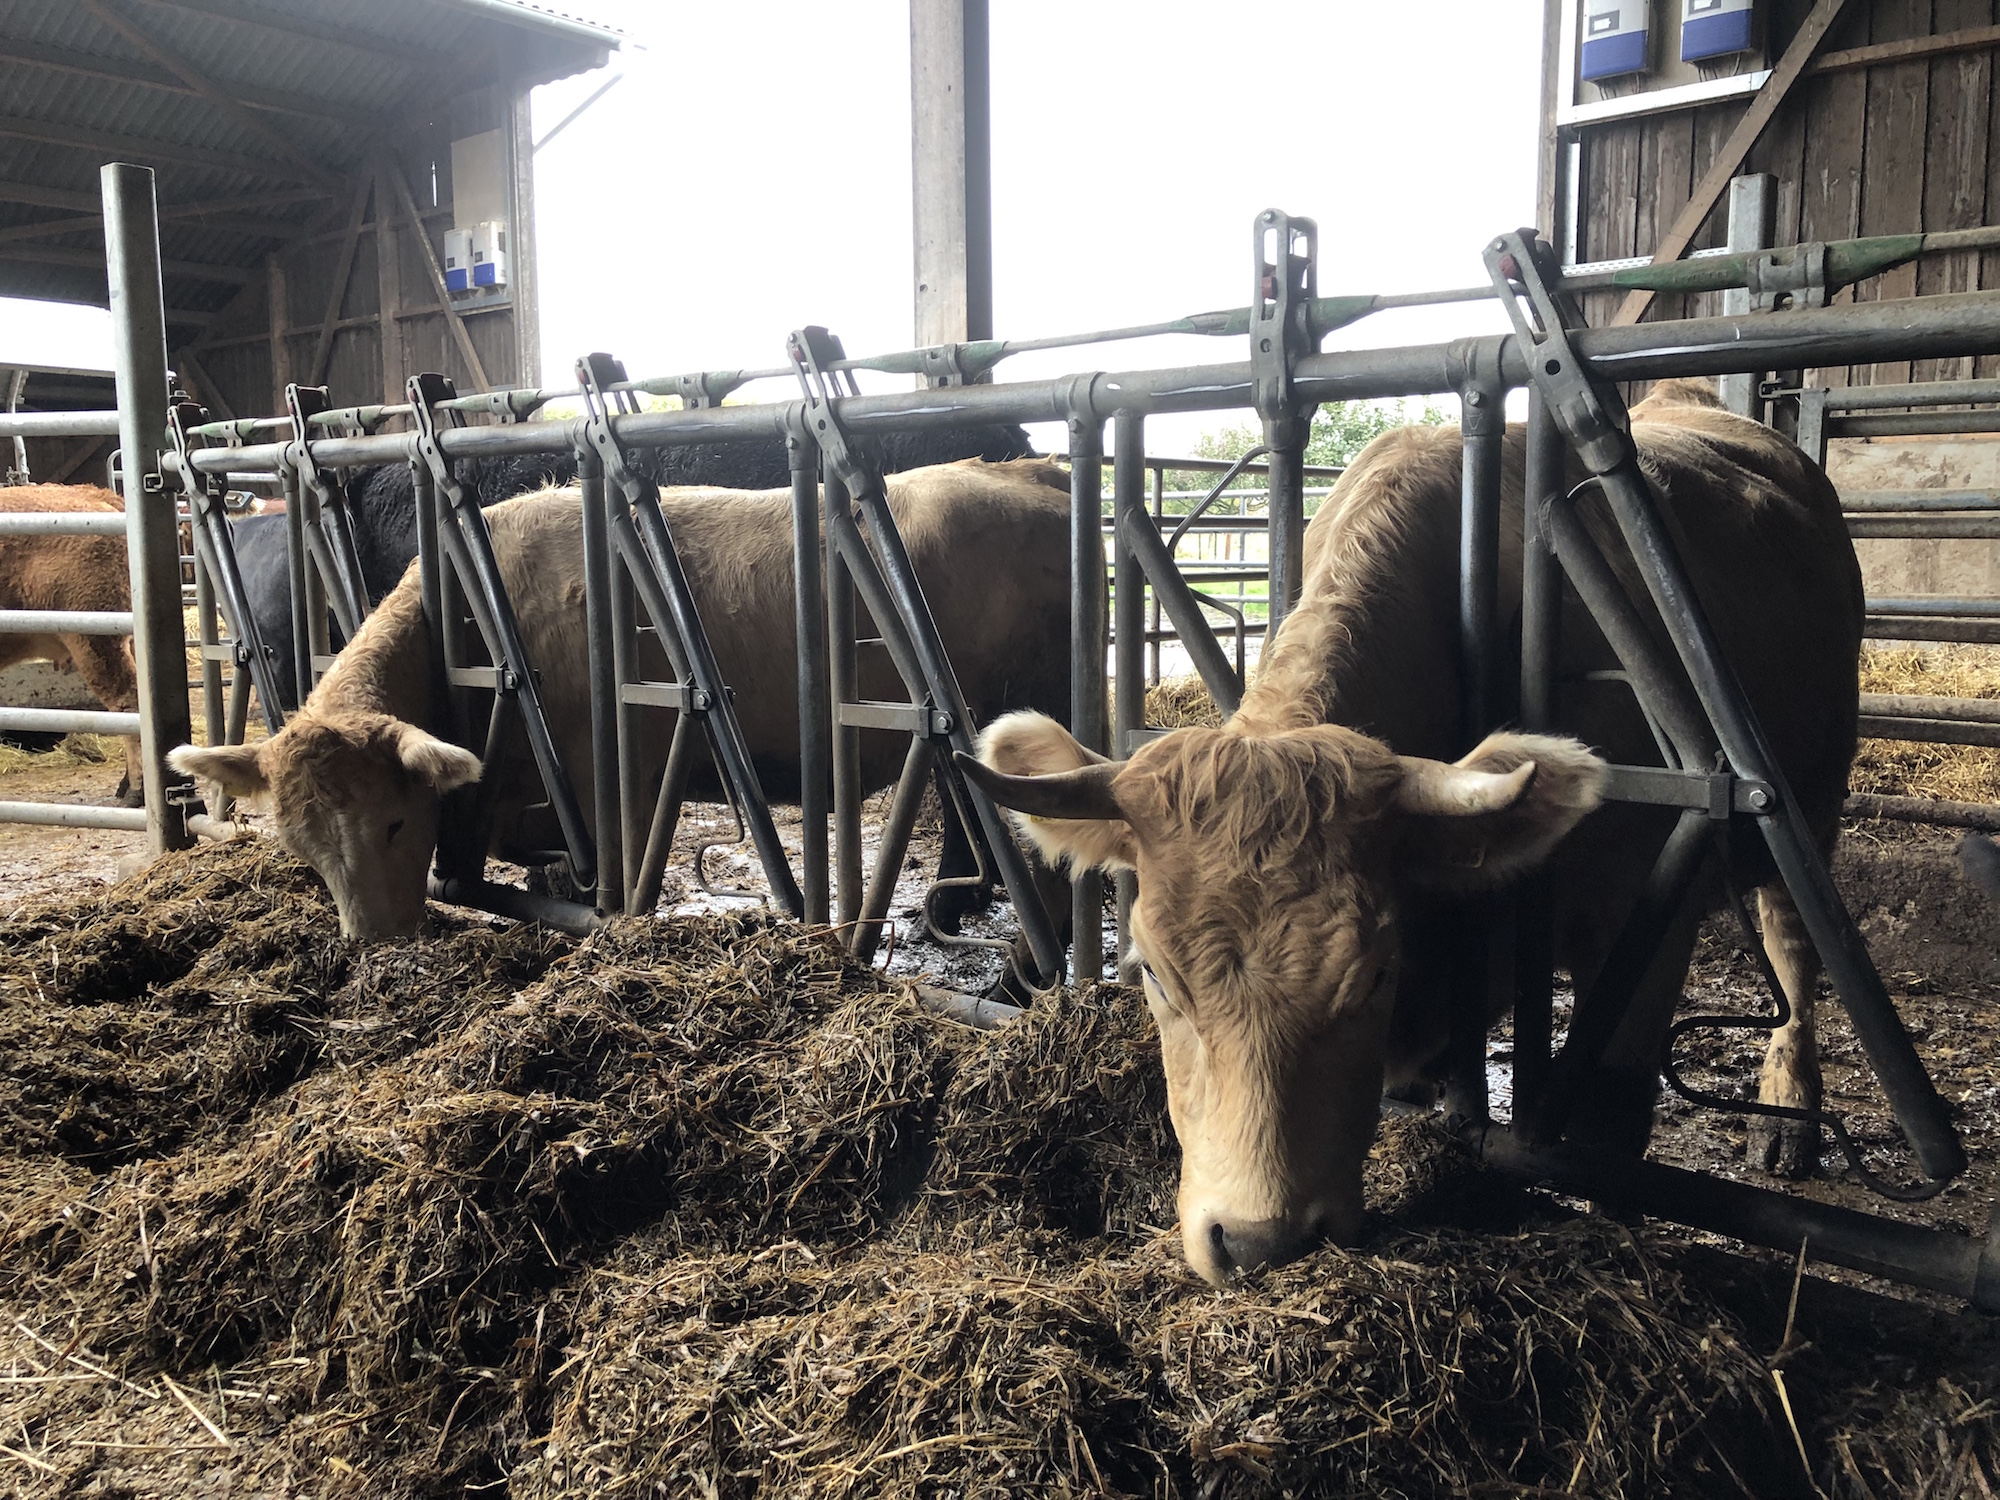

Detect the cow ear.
[
  {"left": 966, "top": 711, "right": 1138, "bottom": 873},
  {"left": 393, "top": 724, "right": 483, "bottom": 793},
  {"left": 168, "top": 741, "right": 269, "bottom": 798},
  {"left": 1389, "top": 732, "right": 1606, "bottom": 892}
]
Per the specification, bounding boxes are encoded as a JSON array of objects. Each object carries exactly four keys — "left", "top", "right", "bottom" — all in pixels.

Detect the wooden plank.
[
  {"left": 1536, "top": 0, "right": 1565, "bottom": 239},
  {"left": 1610, "top": 0, "right": 1856, "bottom": 326},
  {"left": 307, "top": 174, "right": 374, "bottom": 387},
  {"left": 48, "top": 436, "right": 112, "bottom": 485},
  {"left": 266, "top": 254, "right": 289, "bottom": 415},
  {"left": 374, "top": 164, "right": 405, "bottom": 407},
  {"left": 1918, "top": 0, "right": 1994, "bottom": 382},
  {"left": 1797, "top": 60, "right": 1869, "bottom": 387},
  {"left": 1811, "top": 20, "right": 2000, "bottom": 73},
  {"left": 171, "top": 350, "right": 235, "bottom": 421},
  {"left": 385, "top": 161, "right": 489, "bottom": 393},
  {"left": 505, "top": 84, "right": 537, "bottom": 388},
  {"left": 1855, "top": 0, "right": 1934, "bottom": 385},
  {"left": 1583, "top": 121, "right": 1642, "bottom": 263}
]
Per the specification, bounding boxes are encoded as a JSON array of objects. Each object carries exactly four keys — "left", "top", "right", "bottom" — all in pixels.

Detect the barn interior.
[{"left": 0, "top": 2, "right": 1998, "bottom": 1496}]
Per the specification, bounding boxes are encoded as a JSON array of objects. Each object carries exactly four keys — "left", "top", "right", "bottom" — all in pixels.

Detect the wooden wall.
[
  {"left": 169, "top": 86, "right": 534, "bottom": 425},
  {"left": 1553, "top": 0, "right": 2000, "bottom": 387}
]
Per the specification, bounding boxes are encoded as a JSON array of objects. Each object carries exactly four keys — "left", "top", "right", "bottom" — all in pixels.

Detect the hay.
[
  {"left": 1853, "top": 644, "right": 2000, "bottom": 805},
  {"left": 0, "top": 731, "right": 119, "bottom": 776},
  {"left": 1144, "top": 675, "right": 1224, "bottom": 730},
  {"left": 0, "top": 844, "right": 1990, "bottom": 1496}
]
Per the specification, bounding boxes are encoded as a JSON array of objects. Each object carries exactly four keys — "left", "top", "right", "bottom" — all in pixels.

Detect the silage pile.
[{"left": 0, "top": 843, "right": 1987, "bottom": 1498}]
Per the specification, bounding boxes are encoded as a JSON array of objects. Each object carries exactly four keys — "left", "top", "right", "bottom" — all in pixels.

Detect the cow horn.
[
  {"left": 1393, "top": 757, "right": 1538, "bottom": 817},
  {"left": 953, "top": 751, "right": 1125, "bottom": 823}
]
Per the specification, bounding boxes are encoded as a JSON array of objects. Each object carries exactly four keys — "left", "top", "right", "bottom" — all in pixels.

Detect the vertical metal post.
[
  {"left": 578, "top": 445, "right": 621, "bottom": 916},
  {"left": 1069, "top": 407, "right": 1107, "bottom": 981},
  {"left": 102, "top": 162, "right": 192, "bottom": 855},
  {"left": 1112, "top": 408, "right": 1147, "bottom": 976},
  {"left": 910, "top": 0, "right": 992, "bottom": 347},
  {"left": 1514, "top": 388, "right": 1563, "bottom": 1125},
  {"left": 609, "top": 493, "right": 642, "bottom": 903},
  {"left": 281, "top": 461, "right": 311, "bottom": 708},
  {"left": 1458, "top": 365, "right": 1506, "bottom": 743},
  {"left": 1263, "top": 421, "right": 1306, "bottom": 641},
  {"left": 825, "top": 461, "right": 863, "bottom": 931},
  {"left": 300, "top": 474, "right": 331, "bottom": 678},
  {"left": 193, "top": 543, "right": 224, "bottom": 750},
  {"left": 791, "top": 426, "right": 831, "bottom": 925},
  {"left": 1148, "top": 465, "right": 1163, "bottom": 686},
  {"left": 1719, "top": 174, "right": 1776, "bottom": 417},
  {"left": 413, "top": 458, "right": 444, "bottom": 695}
]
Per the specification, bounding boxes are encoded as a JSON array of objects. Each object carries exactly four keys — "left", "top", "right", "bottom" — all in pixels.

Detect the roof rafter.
[
  {"left": 0, "top": 244, "right": 253, "bottom": 284},
  {"left": 77, "top": 0, "right": 340, "bottom": 192},
  {"left": 0, "top": 35, "right": 381, "bottom": 131},
  {"left": 127, "top": 0, "right": 452, "bottom": 72},
  {"left": 0, "top": 112, "right": 324, "bottom": 185},
  {"left": 0, "top": 210, "right": 305, "bottom": 246}
]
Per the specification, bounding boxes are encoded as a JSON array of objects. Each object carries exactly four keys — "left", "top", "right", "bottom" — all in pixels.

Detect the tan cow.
[
  {"left": 0, "top": 484, "right": 143, "bottom": 804},
  {"left": 963, "top": 382, "right": 1862, "bottom": 1285},
  {"left": 170, "top": 459, "right": 1082, "bottom": 949}
]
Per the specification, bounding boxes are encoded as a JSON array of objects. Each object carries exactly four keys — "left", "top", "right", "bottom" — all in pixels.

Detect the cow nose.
[{"left": 1207, "top": 1216, "right": 1318, "bottom": 1276}]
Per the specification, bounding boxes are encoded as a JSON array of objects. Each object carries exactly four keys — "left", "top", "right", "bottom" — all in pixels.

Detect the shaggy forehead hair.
[
  {"left": 264, "top": 712, "right": 415, "bottom": 812},
  {"left": 1122, "top": 725, "right": 1404, "bottom": 882}
]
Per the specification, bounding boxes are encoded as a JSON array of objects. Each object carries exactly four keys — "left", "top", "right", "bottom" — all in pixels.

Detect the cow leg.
[
  {"left": 62, "top": 633, "right": 144, "bottom": 806},
  {"left": 1564, "top": 895, "right": 1705, "bottom": 1158},
  {"left": 927, "top": 758, "right": 993, "bottom": 935},
  {"left": 1745, "top": 882, "right": 1824, "bottom": 1178}
]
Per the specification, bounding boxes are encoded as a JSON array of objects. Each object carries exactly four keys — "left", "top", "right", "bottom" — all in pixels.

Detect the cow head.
[
  {"left": 961, "top": 711, "right": 1605, "bottom": 1286},
  {"left": 169, "top": 711, "right": 481, "bottom": 940}
]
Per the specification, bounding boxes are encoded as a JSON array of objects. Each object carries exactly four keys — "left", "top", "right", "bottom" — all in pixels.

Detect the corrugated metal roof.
[{"left": 0, "top": 0, "right": 615, "bottom": 312}]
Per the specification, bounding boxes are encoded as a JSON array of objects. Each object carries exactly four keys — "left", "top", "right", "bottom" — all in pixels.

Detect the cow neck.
[{"left": 301, "top": 578, "right": 436, "bottom": 731}]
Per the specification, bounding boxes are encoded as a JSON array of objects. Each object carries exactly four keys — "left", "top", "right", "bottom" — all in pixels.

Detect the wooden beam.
[
  {"left": 0, "top": 112, "right": 316, "bottom": 185},
  {"left": 308, "top": 175, "right": 375, "bottom": 387},
  {"left": 78, "top": 0, "right": 340, "bottom": 192},
  {"left": 48, "top": 435, "right": 113, "bottom": 486},
  {"left": 0, "top": 181, "right": 99, "bottom": 214},
  {"left": 171, "top": 350, "right": 235, "bottom": 421},
  {"left": 267, "top": 255, "right": 290, "bottom": 415},
  {"left": 386, "top": 160, "right": 490, "bottom": 392},
  {"left": 0, "top": 34, "right": 380, "bottom": 130},
  {"left": 375, "top": 163, "right": 406, "bottom": 407},
  {"left": 506, "top": 83, "right": 539, "bottom": 387},
  {"left": 1810, "top": 23, "right": 2000, "bottom": 76},
  {"left": 0, "top": 211, "right": 304, "bottom": 246},
  {"left": 0, "top": 244, "right": 253, "bottom": 284},
  {"left": 1611, "top": 0, "right": 1854, "bottom": 327}
]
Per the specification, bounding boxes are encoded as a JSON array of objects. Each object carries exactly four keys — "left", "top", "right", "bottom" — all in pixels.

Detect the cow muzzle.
[{"left": 1194, "top": 1208, "right": 1341, "bottom": 1283}]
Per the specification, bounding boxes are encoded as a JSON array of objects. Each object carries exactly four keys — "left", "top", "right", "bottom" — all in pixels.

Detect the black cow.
[{"left": 232, "top": 424, "right": 1036, "bottom": 710}]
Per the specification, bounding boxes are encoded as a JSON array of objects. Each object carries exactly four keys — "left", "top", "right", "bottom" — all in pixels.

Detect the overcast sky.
[{"left": 2, "top": 0, "right": 1547, "bottom": 452}]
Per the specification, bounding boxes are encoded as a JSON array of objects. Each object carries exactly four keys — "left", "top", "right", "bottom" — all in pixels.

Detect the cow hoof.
[
  {"left": 1747, "top": 1115, "right": 1820, "bottom": 1178},
  {"left": 114, "top": 774, "right": 144, "bottom": 808},
  {"left": 927, "top": 881, "right": 993, "bottom": 937}
]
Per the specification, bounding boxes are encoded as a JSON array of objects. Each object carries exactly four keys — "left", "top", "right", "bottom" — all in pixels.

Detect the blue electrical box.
[
  {"left": 1682, "top": 0, "right": 1753, "bottom": 61},
  {"left": 1581, "top": 1, "right": 1649, "bottom": 81}
]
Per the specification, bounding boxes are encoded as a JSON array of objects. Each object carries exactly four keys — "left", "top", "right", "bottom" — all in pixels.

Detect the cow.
[
  {"left": 0, "top": 484, "right": 144, "bottom": 804},
  {"left": 172, "top": 459, "right": 1084, "bottom": 984},
  {"left": 959, "top": 380, "right": 1863, "bottom": 1285},
  {"left": 231, "top": 425, "right": 1036, "bottom": 711}
]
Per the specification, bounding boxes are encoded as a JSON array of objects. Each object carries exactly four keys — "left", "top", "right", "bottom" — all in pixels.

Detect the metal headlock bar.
[
  {"left": 789, "top": 324, "right": 1064, "bottom": 985},
  {"left": 164, "top": 398, "right": 284, "bottom": 740},
  {"left": 574, "top": 352, "right": 802, "bottom": 920},
  {"left": 151, "top": 206, "right": 2000, "bottom": 1303},
  {"left": 284, "top": 385, "right": 371, "bottom": 645},
  {"left": 406, "top": 371, "right": 597, "bottom": 895},
  {"left": 1485, "top": 229, "right": 1967, "bottom": 1195}
]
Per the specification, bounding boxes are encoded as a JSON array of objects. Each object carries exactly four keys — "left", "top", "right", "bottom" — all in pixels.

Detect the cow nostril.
[{"left": 1207, "top": 1220, "right": 1234, "bottom": 1271}]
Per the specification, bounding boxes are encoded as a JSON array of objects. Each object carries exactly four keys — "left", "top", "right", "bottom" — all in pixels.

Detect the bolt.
[
  {"left": 1465, "top": 389, "right": 1485, "bottom": 408},
  {"left": 1747, "top": 788, "right": 1771, "bottom": 810}
]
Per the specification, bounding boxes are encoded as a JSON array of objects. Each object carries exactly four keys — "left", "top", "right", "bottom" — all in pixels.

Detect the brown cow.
[
  {"left": 0, "top": 484, "right": 143, "bottom": 804},
  {"left": 170, "top": 459, "right": 1083, "bottom": 952},
  {"left": 963, "top": 382, "right": 1862, "bottom": 1284}
]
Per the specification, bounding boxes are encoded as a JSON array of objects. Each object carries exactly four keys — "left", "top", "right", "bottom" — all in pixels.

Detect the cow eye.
[
  {"left": 1140, "top": 964, "right": 1184, "bottom": 1018},
  {"left": 385, "top": 818, "right": 405, "bottom": 846}
]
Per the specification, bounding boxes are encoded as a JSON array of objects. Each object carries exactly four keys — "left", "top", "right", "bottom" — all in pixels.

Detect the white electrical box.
[
  {"left": 444, "top": 228, "right": 473, "bottom": 293},
  {"left": 471, "top": 220, "right": 508, "bottom": 289},
  {"left": 1681, "top": 0, "right": 1753, "bottom": 61},
  {"left": 1580, "top": 0, "right": 1649, "bottom": 80}
]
